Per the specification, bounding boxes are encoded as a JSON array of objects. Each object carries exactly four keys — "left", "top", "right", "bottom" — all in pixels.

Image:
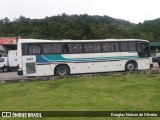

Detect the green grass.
[{"left": 0, "top": 74, "right": 160, "bottom": 120}]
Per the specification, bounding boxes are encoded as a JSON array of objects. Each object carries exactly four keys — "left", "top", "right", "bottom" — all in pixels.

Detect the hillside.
[{"left": 0, "top": 14, "right": 160, "bottom": 41}]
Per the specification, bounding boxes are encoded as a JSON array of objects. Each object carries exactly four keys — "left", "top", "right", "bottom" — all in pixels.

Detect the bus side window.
[
  {"left": 63, "top": 44, "right": 69, "bottom": 54},
  {"left": 43, "top": 44, "right": 53, "bottom": 54},
  {"left": 137, "top": 42, "right": 143, "bottom": 57},
  {"left": 52, "top": 44, "right": 62, "bottom": 53},
  {"left": 23, "top": 44, "right": 41, "bottom": 55},
  {"left": 22, "top": 44, "right": 29, "bottom": 55},
  {"left": 102, "top": 42, "right": 111, "bottom": 52},
  {"left": 120, "top": 42, "right": 128, "bottom": 52},
  {"left": 74, "top": 43, "right": 82, "bottom": 53},
  {"left": 68, "top": 43, "right": 82, "bottom": 53},
  {"left": 142, "top": 44, "right": 150, "bottom": 57},
  {"left": 115, "top": 42, "right": 120, "bottom": 52},
  {"left": 31, "top": 44, "right": 41, "bottom": 54},
  {"left": 111, "top": 42, "right": 119, "bottom": 52},
  {"left": 93, "top": 43, "right": 101, "bottom": 52},
  {"left": 84, "top": 43, "right": 93, "bottom": 53},
  {"left": 128, "top": 42, "right": 136, "bottom": 51}
]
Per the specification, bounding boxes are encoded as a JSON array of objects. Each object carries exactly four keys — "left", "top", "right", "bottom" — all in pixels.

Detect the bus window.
[
  {"left": 142, "top": 43, "right": 150, "bottom": 57},
  {"left": 23, "top": 44, "right": 41, "bottom": 55},
  {"left": 63, "top": 44, "right": 69, "bottom": 53},
  {"left": 115, "top": 42, "right": 120, "bottom": 52},
  {"left": 68, "top": 43, "right": 82, "bottom": 53},
  {"left": 111, "top": 42, "right": 119, "bottom": 52},
  {"left": 121, "top": 42, "right": 128, "bottom": 52},
  {"left": 52, "top": 44, "right": 62, "bottom": 53},
  {"left": 43, "top": 44, "right": 62, "bottom": 54},
  {"left": 43, "top": 44, "right": 53, "bottom": 54},
  {"left": 137, "top": 43, "right": 142, "bottom": 52},
  {"left": 137, "top": 42, "right": 150, "bottom": 57},
  {"left": 102, "top": 42, "right": 111, "bottom": 52},
  {"left": 28, "top": 44, "right": 41, "bottom": 54},
  {"left": 93, "top": 43, "right": 101, "bottom": 52},
  {"left": 22, "top": 44, "right": 29, "bottom": 55},
  {"left": 128, "top": 42, "right": 136, "bottom": 51},
  {"left": 84, "top": 43, "right": 93, "bottom": 53}
]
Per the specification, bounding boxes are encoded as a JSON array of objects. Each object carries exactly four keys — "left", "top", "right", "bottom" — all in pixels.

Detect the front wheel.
[
  {"left": 55, "top": 65, "right": 70, "bottom": 76},
  {"left": 125, "top": 62, "right": 136, "bottom": 71}
]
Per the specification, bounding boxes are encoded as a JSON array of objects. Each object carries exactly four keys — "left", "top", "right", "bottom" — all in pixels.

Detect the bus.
[{"left": 17, "top": 39, "right": 153, "bottom": 76}]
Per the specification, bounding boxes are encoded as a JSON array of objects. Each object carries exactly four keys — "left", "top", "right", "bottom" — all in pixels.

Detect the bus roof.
[{"left": 19, "top": 39, "right": 149, "bottom": 43}]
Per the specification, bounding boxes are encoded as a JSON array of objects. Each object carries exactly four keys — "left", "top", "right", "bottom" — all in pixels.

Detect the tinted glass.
[
  {"left": 22, "top": 44, "right": 29, "bottom": 55},
  {"left": 128, "top": 42, "right": 136, "bottom": 51},
  {"left": 84, "top": 43, "right": 93, "bottom": 53},
  {"left": 121, "top": 42, "right": 128, "bottom": 52},
  {"left": 28, "top": 44, "right": 41, "bottom": 54},
  {"left": 111, "top": 42, "right": 119, "bottom": 52},
  {"left": 103, "top": 42, "right": 111, "bottom": 52},
  {"left": 68, "top": 43, "right": 82, "bottom": 53},
  {"left": 22, "top": 44, "right": 41, "bottom": 55},
  {"left": 53, "top": 44, "right": 62, "bottom": 53},
  {"left": 137, "top": 42, "right": 150, "bottom": 57},
  {"left": 93, "top": 43, "right": 101, "bottom": 52},
  {"left": 43, "top": 44, "right": 53, "bottom": 54}
]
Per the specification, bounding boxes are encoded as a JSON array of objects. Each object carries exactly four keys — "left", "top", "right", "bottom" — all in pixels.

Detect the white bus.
[{"left": 17, "top": 39, "right": 153, "bottom": 76}]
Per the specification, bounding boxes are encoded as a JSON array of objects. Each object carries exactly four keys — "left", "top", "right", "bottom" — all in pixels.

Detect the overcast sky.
[{"left": 0, "top": 0, "right": 160, "bottom": 23}]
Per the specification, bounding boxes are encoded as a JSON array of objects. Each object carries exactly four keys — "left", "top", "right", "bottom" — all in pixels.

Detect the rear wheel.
[
  {"left": 125, "top": 62, "right": 136, "bottom": 71},
  {"left": 55, "top": 65, "right": 70, "bottom": 76}
]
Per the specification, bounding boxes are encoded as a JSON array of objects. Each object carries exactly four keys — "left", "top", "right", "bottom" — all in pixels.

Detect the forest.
[{"left": 0, "top": 13, "right": 160, "bottom": 41}]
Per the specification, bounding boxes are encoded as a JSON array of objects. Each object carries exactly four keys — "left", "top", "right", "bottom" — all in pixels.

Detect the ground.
[{"left": 0, "top": 74, "right": 160, "bottom": 120}]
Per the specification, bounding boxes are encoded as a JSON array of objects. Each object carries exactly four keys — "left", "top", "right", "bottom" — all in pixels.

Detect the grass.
[{"left": 0, "top": 74, "right": 160, "bottom": 120}]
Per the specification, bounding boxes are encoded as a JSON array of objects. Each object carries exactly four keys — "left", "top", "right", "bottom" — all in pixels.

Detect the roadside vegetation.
[{"left": 0, "top": 14, "right": 160, "bottom": 41}]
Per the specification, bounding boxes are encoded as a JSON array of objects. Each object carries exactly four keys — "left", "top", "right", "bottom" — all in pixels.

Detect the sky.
[{"left": 0, "top": 0, "right": 160, "bottom": 23}]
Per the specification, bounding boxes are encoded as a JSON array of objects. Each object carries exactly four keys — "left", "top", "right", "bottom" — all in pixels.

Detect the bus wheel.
[
  {"left": 55, "top": 65, "right": 70, "bottom": 76},
  {"left": 125, "top": 62, "right": 136, "bottom": 71}
]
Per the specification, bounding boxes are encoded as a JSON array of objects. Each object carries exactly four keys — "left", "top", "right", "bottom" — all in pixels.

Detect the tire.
[
  {"left": 3, "top": 67, "right": 9, "bottom": 72},
  {"left": 125, "top": 62, "right": 135, "bottom": 71},
  {"left": 55, "top": 65, "right": 70, "bottom": 76}
]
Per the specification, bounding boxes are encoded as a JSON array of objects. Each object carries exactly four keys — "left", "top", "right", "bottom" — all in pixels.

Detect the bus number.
[{"left": 26, "top": 58, "right": 33, "bottom": 61}]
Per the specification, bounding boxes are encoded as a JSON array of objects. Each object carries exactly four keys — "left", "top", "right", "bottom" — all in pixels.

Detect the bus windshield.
[{"left": 137, "top": 42, "right": 150, "bottom": 57}]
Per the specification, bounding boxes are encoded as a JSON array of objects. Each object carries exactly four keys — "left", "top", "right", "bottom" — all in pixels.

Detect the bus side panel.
[
  {"left": 70, "top": 61, "right": 126, "bottom": 74},
  {"left": 36, "top": 64, "right": 54, "bottom": 76},
  {"left": 136, "top": 59, "right": 150, "bottom": 70}
]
